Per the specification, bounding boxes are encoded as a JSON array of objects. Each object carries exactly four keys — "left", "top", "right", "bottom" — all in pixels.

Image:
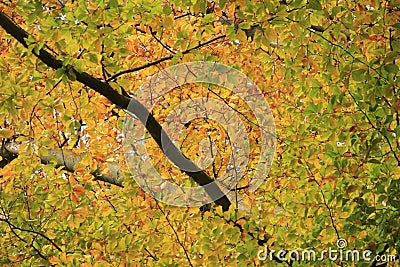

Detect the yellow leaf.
[
  {"left": 49, "top": 256, "right": 61, "bottom": 264},
  {"left": 39, "top": 147, "right": 49, "bottom": 157},
  {"left": 0, "top": 129, "right": 13, "bottom": 138},
  {"left": 22, "top": 99, "right": 34, "bottom": 111}
]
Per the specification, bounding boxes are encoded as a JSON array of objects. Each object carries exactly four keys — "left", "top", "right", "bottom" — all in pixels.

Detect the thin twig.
[
  {"left": 155, "top": 201, "right": 194, "bottom": 267},
  {"left": 149, "top": 26, "right": 176, "bottom": 54},
  {"left": 0, "top": 218, "right": 62, "bottom": 252},
  {"left": 347, "top": 89, "right": 400, "bottom": 165},
  {"left": 106, "top": 35, "right": 226, "bottom": 82}
]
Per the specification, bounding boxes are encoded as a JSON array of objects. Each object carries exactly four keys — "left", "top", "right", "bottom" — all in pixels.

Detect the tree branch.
[
  {"left": 0, "top": 218, "right": 62, "bottom": 252},
  {"left": 0, "top": 140, "right": 125, "bottom": 186},
  {"left": 105, "top": 34, "right": 226, "bottom": 82},
  {"left": 149, "top": 26, "right": 176, "bottom": 54},
  {"left": 0, "top": 10, "right": 231, "bottom": 211},
  {"left": 155, "top": 200, "right": 194, "bottom": 267}
]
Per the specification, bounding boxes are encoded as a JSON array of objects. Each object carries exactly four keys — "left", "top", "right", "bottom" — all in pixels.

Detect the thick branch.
[
  {"left": 0, "top": 140, "right": 124, "bottom": 186},
  {"left": 0, "top": 10, "right": 231, "bottom": 210}
]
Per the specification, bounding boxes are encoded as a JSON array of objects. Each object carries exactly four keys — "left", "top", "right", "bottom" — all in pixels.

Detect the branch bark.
[
  {"left": 0, "top": 140, "right": 125, "bottom": 186},
  {"left": 0, "top": 10, "right": 231, "bottom": 211}
]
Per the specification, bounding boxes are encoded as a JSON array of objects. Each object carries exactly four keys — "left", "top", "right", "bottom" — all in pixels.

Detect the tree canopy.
[{"left": 0, "top": 0, "right": 399, "bottom": 266}]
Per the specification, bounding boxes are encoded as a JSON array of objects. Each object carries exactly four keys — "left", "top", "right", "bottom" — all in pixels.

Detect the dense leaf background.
[{"left": 0, "top": 0, "right": 398, "bottom": 266}]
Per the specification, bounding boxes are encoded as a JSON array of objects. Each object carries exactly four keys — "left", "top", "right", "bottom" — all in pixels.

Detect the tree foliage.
[{"left": 0, "top": 0, "right": 399, "bottom": 266}]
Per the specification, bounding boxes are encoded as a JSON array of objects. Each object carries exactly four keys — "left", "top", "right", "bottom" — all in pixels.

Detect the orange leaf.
[
  {"left": 71, "top": 192, "right": 80, "bottom": 203},
  {"left": 73, "top": 184, "right": 85, "bottom": 195},
  {"left": 95, "top": 152, "right": 107, "bottom": 163}
]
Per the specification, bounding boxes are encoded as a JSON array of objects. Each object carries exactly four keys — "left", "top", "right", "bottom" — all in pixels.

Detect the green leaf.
[
  {"left": 109, "top": 0, "right": 118, "bottom": 8},
  {"left": 239, "top": 23, "right": 251, "bottom": 30},
  {"left": 219, "top": 0, "right": 228, "bottom": 9},
  {"left": 308, "top": 0, "right": 322, "bottom": 10},
  {"left": 368, "top": 159, "right": 381, "bottom": 164},
  {"left": 33, "top": 43, "right": 44, "bottom": 55},
  {"left": 67, "top": 68, "right": 76, "bottom": 81},
  {"left": 163, "top": 5, "right": 172, "bottom": 15},
  {"left": 391, "top": 40, "right": 400, "bottom": 51},
  {"left": 331, "top": 6, "right": 341, "bottom": 17},
  {"left": 383, "top": 64, "right": 399, "bottom": 73},
  {"left": 226, "top": 24, "right": 236, "bottom": 38},
  {"left": 75, "top": 59, "right": 85, "bottom": 73},
  {"left": 177, "top": 30, "right": 188, "bottom": 39},
  {"left": 54, "top": 68, "right": 65, "bottom": 79},
  {"left": 25, "top": 35, "right": 36, "bottom": 45},
  {"left": 87, "top": 53, "right": 99, "bottom": 64},
  {"left": 203, "top": 14, "right": 214, "bottom": 23},
  {"left": 352, "top": 69, "right": 367, "bottom": 81}
]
